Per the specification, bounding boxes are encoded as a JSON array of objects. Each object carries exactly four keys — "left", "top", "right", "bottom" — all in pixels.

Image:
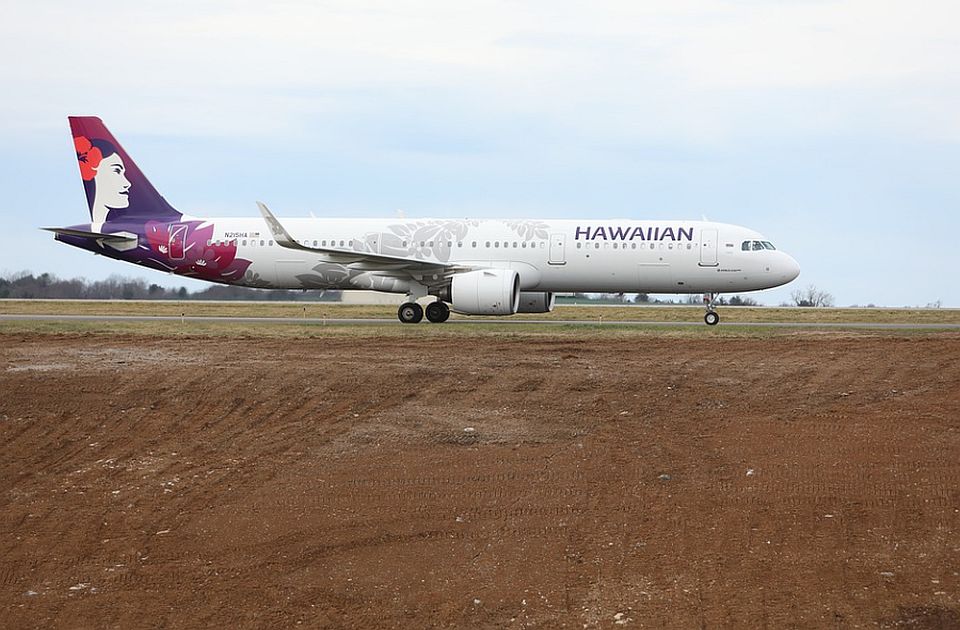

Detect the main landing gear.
[
  {"left": 397, "top": 302, "right": 423, "bottom": 324},
  {"left": 425, "top": 301, "right": 450, "bottom": 323},
  {"left": 398, "top": 301, "right": 450, "bottom": 324},
  {"left": 703, "top": 292, "right": 720, "bottom": 326}
]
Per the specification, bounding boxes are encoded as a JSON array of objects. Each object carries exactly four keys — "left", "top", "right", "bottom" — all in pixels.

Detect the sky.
[{"left": 1, "top": 0, "right": 957, "bottom": 306}]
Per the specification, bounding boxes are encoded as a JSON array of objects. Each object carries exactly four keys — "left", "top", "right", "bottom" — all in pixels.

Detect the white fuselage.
[{"left": 196, "top": 217, "right": 800, "bottom": 294}]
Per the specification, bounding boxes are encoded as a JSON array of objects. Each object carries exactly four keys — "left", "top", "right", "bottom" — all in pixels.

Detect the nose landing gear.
[{"left": 703, "top": 293, "right": 720, "bottom": 326}]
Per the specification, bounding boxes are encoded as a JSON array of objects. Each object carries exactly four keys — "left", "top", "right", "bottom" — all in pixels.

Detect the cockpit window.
[{"left": 742, "top": 240, "right": 777, "bottom": 251}]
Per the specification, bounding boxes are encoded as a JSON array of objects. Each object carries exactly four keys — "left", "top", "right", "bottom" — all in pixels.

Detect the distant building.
[{"left": 339, "top": 290, "right": 408, "bottom": 305}]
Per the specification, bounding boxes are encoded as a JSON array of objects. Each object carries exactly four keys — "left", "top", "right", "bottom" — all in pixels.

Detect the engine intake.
[{"left": 450, "top": 269, "right": 520, "bottom": 315}]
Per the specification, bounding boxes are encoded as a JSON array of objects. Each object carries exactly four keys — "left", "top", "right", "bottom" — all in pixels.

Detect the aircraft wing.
[{"left": 256, "top": 202, "right": 472, "bottom": 274}]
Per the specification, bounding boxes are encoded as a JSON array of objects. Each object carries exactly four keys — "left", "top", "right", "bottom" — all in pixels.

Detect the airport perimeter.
[{"left": 1, "top": 305, "right": 958, "bottom": 628}]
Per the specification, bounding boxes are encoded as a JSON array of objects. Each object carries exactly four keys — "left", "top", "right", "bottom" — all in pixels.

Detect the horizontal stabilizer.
[{"left": 42, "top": 227, "right": 138, "bottom": 244}]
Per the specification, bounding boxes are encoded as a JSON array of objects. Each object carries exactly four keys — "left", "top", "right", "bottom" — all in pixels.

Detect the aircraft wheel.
[
  {"left": 425, "top": 301, "right": 450, "bottom": 323},
  {"left": 704, "top": 311, "right": 720, "bottom": 326},
  {"left": 398, "top": 302, "right": 424, "bottom": 324}
]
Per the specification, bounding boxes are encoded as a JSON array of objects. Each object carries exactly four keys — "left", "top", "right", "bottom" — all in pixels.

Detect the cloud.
[{"left": 2, "top": 0, "right": 957, "bottom": 143}]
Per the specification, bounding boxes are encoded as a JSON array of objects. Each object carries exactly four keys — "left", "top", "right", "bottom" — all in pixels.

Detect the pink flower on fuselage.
[{"left": 144, "top": 220, "right": 250, "bottom": 282}]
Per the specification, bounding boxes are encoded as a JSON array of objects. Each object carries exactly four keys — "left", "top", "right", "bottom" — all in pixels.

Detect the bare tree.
[{"left": 791, "top": 284, "right": 834, "bottom": 307}]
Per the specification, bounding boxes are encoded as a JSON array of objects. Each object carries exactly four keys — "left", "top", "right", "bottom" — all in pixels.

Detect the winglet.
[{"left": 256, "top": 201, "right": 299, "bottom": 248}]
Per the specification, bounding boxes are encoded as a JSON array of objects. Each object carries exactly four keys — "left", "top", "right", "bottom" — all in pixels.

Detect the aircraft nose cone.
[{"left": 783, "top": 253, "right": 800, "bottom": 282}]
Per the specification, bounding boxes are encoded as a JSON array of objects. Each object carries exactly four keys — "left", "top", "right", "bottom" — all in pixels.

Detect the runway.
[{"left": 2, "top": 313, "right": 959, "bottom": 329}]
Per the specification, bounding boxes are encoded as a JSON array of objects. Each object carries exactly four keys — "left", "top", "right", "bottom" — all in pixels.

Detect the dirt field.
[{"left": 1, "top": 329, "right": 959, "bottom": 629}]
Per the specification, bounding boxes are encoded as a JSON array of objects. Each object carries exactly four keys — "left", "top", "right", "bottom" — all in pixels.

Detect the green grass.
[
  {"left": 0, "top": 317, "right": 955, "bottom": 341},
  {"left": 1, "top": 299, "right": 958, "bottom": 324}
]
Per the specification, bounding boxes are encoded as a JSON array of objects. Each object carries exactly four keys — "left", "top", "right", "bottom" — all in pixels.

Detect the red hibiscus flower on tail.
[{"left": 74, "top": 136, "right": 103, "bottom": 181}]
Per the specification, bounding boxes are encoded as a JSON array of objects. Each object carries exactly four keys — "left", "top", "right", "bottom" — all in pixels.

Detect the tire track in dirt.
[{"left": 1, "top": 332, "right": 958, "bottom": 628}]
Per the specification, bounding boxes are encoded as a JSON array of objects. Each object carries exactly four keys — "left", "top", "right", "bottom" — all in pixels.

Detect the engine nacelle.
[
  {"left": 450, "top": 269, "right": 520, "bottom": 315},
  {"left": 517, "top": 292, "right": 556, "bottom": 313}
]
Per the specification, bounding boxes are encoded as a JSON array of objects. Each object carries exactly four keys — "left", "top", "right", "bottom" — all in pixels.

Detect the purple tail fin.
[{"left": 69, "top": 116, "right": 181, "bottom": 229}]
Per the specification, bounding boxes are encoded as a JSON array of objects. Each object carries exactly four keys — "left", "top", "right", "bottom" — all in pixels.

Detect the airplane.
[{"left": 47, "top": 116, "right": 800, "bottom": 325}]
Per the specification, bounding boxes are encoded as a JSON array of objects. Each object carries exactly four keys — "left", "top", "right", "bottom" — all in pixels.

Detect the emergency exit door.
[{"left": 548, "top": 233, "right": 566, "bottom": 265}]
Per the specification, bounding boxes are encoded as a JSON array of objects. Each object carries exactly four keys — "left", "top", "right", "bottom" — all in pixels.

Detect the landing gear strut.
[
  {"left": 425, "top": 301, "right": 450, "bottom": 323},
  {"left": 703, "top": 293, "right": 720, "bottom": 326},
  {"left": 397, "top": 302, "right": 424, "bottom": 324}
]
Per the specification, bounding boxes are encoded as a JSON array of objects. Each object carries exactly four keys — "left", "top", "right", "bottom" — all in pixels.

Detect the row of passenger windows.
[
  {"left": 576, "top": 242, "right": 695, "bottom": 251},
  {"left": 206, "top": 238, "right": 704, "bottom": 251},
  {"left": 207, "top": 239, "right": 550, "bottom": 249},
  {"left": 742, "top": 240, "right": 777, "bottom": 251}
]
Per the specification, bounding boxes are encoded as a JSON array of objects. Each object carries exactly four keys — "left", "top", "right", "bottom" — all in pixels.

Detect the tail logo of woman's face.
[{"left": 74, "top": 135, "right": 132, "bottom": 229}]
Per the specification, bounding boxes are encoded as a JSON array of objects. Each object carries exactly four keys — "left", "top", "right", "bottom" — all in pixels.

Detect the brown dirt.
[{"left": 1, "top": 331, "right": 959, "bottom": 629}]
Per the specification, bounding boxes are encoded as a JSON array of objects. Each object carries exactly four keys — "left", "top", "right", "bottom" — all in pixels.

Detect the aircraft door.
[
  {"left": 548, "top": 233, "right": 566, "bottom": 265},
  {"left": 699, "top": 228, "right": 718, "bottom": 267},
  {"left": 169, "top": 224, "right": 187, "bottom": 260}
]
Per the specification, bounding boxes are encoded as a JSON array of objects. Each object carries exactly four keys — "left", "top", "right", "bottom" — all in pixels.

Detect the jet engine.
[
  {"left": 516, "top": 292, "right": 556, "bottom": 313},
  {"left": 450, "top": 269, "right": 520, "bottom": 315}
]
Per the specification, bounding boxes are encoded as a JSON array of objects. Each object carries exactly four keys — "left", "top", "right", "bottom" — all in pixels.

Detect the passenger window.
[
  {"left": 513, "top": 242, "right": 518, "bottom": 248},
  {"left": 242, "top": 239, "right": 247, "bottom": 246},
  {"left": 485, "top": 241, "right": 490, "bottom": 248},
  {"left": 260, "top": 240, "right": 265, "bottom": 246},
  {"left": 472, "top": 241, "right": 477, "bottom": 248},
  {"left": 494, "top": 242, "right": 499, "bottom": 248},
  {"left": 632, "top": 243, "right": 637, "bottom": 249}
]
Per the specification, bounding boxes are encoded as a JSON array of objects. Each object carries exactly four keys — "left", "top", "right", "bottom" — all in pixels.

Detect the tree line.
[{"left": 0, "top": 271, "right": 340, "bottom": 301}]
